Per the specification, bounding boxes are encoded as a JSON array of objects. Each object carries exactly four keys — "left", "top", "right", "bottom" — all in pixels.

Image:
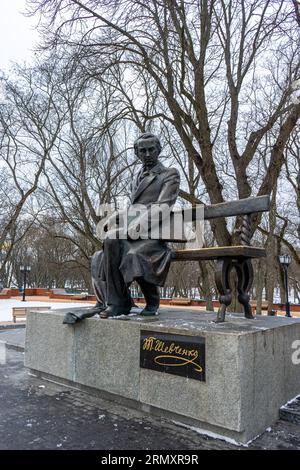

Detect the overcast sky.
[{"left": 0, "top": 0, "right": 39, "bottom": 72}]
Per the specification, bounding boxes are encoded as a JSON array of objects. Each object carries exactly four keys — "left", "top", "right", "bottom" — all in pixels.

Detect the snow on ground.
[{"left": 0, "top": 299, "right": 94, "bottom": 322}]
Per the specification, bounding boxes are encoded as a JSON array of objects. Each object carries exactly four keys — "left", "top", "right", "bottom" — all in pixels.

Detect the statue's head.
[{"left": 134, "top": 133, "right": 162, "bottom": 168}]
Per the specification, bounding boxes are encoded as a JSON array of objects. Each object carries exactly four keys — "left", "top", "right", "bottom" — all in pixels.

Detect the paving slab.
[
  {"left": 1, "top": 349, "right": 300, "bottom": 450},
  {"left": 24, "top": 308, "right": 300, "bottom": 444},
  {"left": 0, "top": 328, "right": 26, "bottom": 350}
]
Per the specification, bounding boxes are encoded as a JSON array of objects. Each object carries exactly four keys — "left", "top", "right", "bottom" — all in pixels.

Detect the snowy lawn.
[{"left": 0, "top": 299, "right": 95, "bottom": 322}]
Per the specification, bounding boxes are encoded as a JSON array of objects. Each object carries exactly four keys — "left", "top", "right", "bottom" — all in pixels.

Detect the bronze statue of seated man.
[{"left": 63, "top": 133, "right": 180, "bottom": 324}]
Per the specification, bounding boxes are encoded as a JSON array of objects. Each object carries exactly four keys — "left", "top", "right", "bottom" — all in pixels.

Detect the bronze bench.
[{"left": 169, "top": 195, "right": 270, "bottom": 322}]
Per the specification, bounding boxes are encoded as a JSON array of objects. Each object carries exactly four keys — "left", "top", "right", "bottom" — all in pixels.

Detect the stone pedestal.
[{"left": 24, "top": 308, "right": 300, "bottom": 444}]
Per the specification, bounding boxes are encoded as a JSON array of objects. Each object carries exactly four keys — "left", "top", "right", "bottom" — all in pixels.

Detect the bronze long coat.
[{"left": 119, "top": 162, "right": 180, "bottom": 285}]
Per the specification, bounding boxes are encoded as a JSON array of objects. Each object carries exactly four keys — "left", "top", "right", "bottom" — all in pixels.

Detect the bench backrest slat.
[{"left": 173, "top": 195, "right": 270, "bottom": 221}]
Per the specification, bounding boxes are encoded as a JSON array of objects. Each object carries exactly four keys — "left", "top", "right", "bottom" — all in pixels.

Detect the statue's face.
[{"left": 136, "top": 138, "right": 159, "bottom": 168}]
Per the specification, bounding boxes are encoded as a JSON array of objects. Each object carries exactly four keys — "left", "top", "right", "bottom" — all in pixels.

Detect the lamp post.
[
  {"left": 278, "top": 254, "right": 292, "bottom": 318},
  {"left": 20, "top": 265, "right": 31, "bottom": 302}
]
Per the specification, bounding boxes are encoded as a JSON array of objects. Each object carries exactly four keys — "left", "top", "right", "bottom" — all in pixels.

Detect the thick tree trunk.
[
  {"left": 197, "top": 260, "right": 214, "bottom": 311},
  {"left": 255, "top": 259, "right": 265, "bottom": 315},
  {"left": 265, "top": 189, "right": 277, "bottom": 315}
]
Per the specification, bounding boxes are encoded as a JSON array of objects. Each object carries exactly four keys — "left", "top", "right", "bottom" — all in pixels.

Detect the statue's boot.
[
  {"left": 137, "top": 279, "right": 160, "bottom": 316},
  {"left": 100, "top": 303, "right": 131, "bottom": 319},
  {"left": 63, "top": 302, "right": 106, "bottom": 324}
]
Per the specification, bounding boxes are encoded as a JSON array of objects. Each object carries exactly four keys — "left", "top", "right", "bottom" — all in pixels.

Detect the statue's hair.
[{"left": 134, "top": 133, "right": 162, "bottom": 155}]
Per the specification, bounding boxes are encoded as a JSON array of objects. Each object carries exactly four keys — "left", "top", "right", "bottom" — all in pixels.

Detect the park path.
[{"left": 0, "top": 346, "right": 299, "bottom": 450}]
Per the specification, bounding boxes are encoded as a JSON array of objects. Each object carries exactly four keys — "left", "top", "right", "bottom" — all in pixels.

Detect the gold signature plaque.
[{"left": 140, "top": 330, "right": 205, "bottom": 381}]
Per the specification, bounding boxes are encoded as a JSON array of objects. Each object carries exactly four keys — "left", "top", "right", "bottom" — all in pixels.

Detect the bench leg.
[
  {"left": 235, "top": 259, "right": 254, "bottom": 319},
  {"left": 214, "top": 258, "right": 254, "bottom": 322},
  {"left": 215, "top": 259, "right": 232, "bottom": 323}
]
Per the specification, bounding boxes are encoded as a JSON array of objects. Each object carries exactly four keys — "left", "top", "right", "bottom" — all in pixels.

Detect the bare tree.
[
  {"left": 28, "top": 0, "right": 300, "bottom": 247},
  {"left": 35, "top": 59, "right": 137, "bottom": 259},
  {"left": 0, "top": 63, "right": 62, "bottom": 279}
]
